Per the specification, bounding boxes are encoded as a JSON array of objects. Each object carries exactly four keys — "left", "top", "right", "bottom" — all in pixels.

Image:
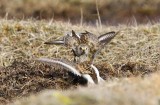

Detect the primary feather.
[
  {"left": 44, "top": 40, "right": 64, "bottom": 45},
  {"left": 98, "top": 31, "right": 116, "bottom": 44},
  {"left": 36, "top": 58, "right": 81, "bottom": 76}
]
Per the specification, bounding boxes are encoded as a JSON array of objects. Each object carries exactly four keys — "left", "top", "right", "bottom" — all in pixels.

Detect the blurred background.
[{"left": 0, "top": 0, "right": 160, "bottom": 25}]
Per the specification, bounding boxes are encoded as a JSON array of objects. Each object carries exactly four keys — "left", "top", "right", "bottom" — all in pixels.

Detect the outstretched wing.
[
  {"left": 44, "top": 35, "right": 65, "bottom": 45},
  {"left": 44, "top": 30, "right": 80, "bottom": 47},
  {"left": 36, "top": 58, "right": 81, "bottom": 76},
  {"left": 44, "top": 40, "right": 64, "bottom": 45},
  {"left": 98, "top": 31, "right": 118, "bottom": 44},
  {"left": 91, "top": 31, "right": 119, "bottom": 63}
]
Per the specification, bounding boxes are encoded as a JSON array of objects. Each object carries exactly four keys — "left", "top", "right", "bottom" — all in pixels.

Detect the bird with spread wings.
[{"left": 45, "top": 30, "right": 119, "bottom": 64}]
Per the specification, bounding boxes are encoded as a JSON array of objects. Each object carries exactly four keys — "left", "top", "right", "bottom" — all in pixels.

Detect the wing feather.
[
  {"left": 98, "top": 31, "right": 117, "bottom": 44},
  {"left": 36, "top": 58, "right": 81, "bottom": 76},
  {"left": 44, "top": 40, "right": 64, "bottom": 45}
]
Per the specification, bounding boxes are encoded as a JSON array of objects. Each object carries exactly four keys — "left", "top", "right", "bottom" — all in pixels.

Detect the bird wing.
[
  {"left": 44, "top": 40, "right": 64, "bottom": 45},
  {"left": 98, "top": 31, "right": 118, "bottom": 44},
  {"left": 91, "top": 31, "right": 119, "bottom": 63},
  {"left": 36, "top": 58, "right": 81, "bottom": 76},
  {"left": 44, "top": 30, "right": 80, "bottom": 46},
  {"left": 71, "top": 30, "right": 80, "bottom": 39}
]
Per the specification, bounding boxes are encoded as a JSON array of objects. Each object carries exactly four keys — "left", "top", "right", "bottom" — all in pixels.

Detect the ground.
[
  {"left": 10, "top": 72, "right": 160, "bottom": 105},
  {"left": 0, "top": 19, "right": 160, "bottom": 105}
]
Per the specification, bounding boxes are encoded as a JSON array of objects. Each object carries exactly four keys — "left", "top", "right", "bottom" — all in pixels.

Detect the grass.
[
  {"left": 10, "top": 71, "right": 160, "bottom": 105},
  {"left": 0, "top": 19, "right": 159, "bottom": 68},
  {"left": 0, "top": 18, "right": 160, "bottom": 104},
  {"left": 0, "top": 0, "right": 160, "bottom": 23}
]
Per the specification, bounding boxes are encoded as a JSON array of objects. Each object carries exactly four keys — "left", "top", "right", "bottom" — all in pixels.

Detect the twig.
[{"left": 96, "top": 0, "right": 102, "bottom": 29}]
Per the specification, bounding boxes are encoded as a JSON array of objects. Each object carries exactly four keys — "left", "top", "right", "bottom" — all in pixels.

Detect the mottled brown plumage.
[
  {"left": 72, "top": 44, "right": 91, "bottom": 63},
  {"left": 44, "top": 30, "right": 118, "bottom": 64},
  {"left": 79, "top": 31, "right": 118, "bottom": 63}
]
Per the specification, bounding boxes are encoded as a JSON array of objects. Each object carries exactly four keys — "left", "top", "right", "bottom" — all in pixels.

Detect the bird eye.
[{"left": 79, "top": 47, "right": 82, "bottom": 50}]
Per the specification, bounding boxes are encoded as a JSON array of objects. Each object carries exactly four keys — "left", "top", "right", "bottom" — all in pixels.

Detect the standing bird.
[{"left": 36, "top": 58, "right": 104, "bottom": 84}]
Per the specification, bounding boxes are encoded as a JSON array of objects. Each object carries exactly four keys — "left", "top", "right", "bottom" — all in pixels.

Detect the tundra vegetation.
[
  {"left": 0, "top": 19, "right": 160, "bottom": 105},
  {"left": 0, "top": 0, "right": 160, "bottom": 104}
]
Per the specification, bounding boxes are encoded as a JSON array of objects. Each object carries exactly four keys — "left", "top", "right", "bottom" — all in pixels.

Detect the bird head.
[{"left": 72, "top": 44, "right": 90, "bottom": 57}]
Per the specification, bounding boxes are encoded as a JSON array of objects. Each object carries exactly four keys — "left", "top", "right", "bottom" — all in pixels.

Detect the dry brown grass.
[
  {"left": 0, "top": 19, "right": 160, "bottom": 104},
  {"left": 10, "top": 71, "right": 160, "bottom": 105},
  {"left": 0, "top": 19, "right": 159, "bottom": 68}
]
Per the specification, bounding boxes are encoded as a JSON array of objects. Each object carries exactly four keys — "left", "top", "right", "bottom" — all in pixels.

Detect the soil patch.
[{"left": 0, "top": 60, "right": 155, "bottom": 104}]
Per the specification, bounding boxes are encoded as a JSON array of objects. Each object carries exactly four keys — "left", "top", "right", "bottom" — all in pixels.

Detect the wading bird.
[{"left": 45, "top": 30, "right": 119, "bottom": 64}]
